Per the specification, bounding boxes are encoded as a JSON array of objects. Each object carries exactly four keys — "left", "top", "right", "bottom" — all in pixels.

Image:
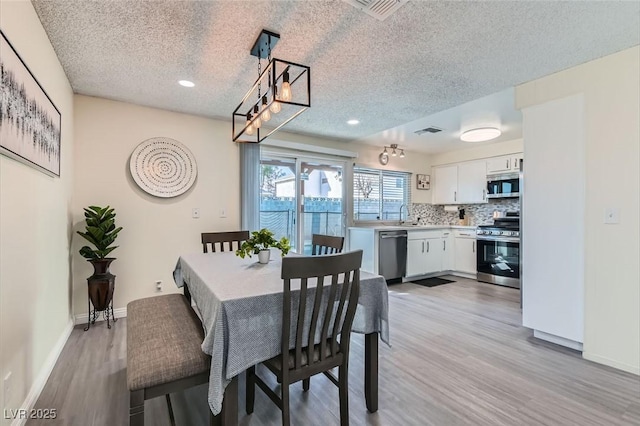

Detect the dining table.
[{"left": 172, "top": 249, "right": 390, "bottom": 425}]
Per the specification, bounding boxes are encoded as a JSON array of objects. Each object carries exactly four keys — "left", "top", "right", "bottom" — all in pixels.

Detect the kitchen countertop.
[{"left": 349, "top": 225, "right": 477, "bottom": 232}]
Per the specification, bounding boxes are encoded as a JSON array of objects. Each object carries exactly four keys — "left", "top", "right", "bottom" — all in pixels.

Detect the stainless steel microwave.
[{"left": 487, "top": 172, "right": 520, "bottom": 199}]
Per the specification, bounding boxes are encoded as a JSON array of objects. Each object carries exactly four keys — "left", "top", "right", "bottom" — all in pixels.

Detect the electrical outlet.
[
  {"left": 192, "top": 208, "right": 200, "bottom": 219},
  {"left": 4, "top": 371, "right": 12, "bottom": 407},
  {"left": 155, "top": 280, "right": 162, "bottom": 291}
]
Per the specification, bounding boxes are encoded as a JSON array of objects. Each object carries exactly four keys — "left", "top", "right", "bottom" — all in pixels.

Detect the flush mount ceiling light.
[
  {"left": 347, "top": 119, "right": 360, "bottom": 125},
  {"left": 460, "top": 127, "right": 502, "bottom": 142},
  {"left": 178, "top": 80, "right": 195, "bottom": 87},
  {"left": 232, "top": 30, "right": 311, "bottom": 143}
]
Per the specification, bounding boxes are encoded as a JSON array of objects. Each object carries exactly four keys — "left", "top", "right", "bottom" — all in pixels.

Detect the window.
[{"left": 353, "top": 167, "right": 411, "bottom": 221}]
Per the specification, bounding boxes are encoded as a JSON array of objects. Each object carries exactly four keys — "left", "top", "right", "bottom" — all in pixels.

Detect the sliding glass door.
[
  {"left": 300, "top": 160, "right": 344, "bottom": 254},
  {"left": 260, "top": 152, "right": 346, "bottom": 254}
]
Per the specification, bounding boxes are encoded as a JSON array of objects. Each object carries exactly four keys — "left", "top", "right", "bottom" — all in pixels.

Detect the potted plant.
[
  {"left": 236, "top": 228, "right": 290, "bottom": 264},
  {"left": 77, "top": 206, "right": 123, "bottom": 327}
]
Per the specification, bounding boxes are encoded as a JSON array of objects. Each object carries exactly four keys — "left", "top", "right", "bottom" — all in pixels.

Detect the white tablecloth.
[{"left": 172, "top": 250, "right": 390, "bottom": 415}]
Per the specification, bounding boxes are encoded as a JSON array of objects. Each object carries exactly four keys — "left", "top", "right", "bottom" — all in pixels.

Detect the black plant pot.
[
  {"left": 84, "top": 258, "right": 117, "bottom": 331},
  {"left": 87, "top": 258, "right": 115, "bottom": 312}
]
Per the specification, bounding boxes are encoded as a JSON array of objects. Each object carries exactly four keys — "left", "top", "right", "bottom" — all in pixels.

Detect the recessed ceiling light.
[
  {"left": 178, "top": 80, "right": 195, "bottom": 88},
  {"left": 460, "top": 127, "right": 502, "bottom": 142},
  {"left": 347, "top": 119, "right": 360, "bottom": 125}
]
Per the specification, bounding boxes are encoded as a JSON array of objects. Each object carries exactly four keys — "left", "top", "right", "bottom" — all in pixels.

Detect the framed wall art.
[
  {"left": 417, "top": 174, "right": 430, "bottom": 190},
  {"left": 0, "top": 30, "right": 61, "bottom": 177},
  {"left": 129, "top": 137, "right": 198, "bottom": 198}
]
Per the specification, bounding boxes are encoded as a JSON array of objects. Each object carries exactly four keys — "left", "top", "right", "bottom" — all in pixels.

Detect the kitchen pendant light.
[
  {"left": 232, "top": 30, "right": 311, "bottom": 143},
  {"left": 461, "top": 127, "right": 502, "bottom": 142}
]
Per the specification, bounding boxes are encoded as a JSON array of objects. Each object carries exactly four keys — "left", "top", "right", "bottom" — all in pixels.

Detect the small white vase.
[{"left": 258, "top": 249, "right": 271, "bottom": 264}]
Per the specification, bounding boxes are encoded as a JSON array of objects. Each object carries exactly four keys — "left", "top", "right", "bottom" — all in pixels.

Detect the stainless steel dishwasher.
[{"left": 378, "top": 230, "right": 407, "bottom": 283}]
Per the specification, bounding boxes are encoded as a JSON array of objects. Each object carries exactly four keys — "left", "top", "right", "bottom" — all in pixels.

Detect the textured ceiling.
[{"left": 31, "top": 1, "right": 640, "bottom": 146}]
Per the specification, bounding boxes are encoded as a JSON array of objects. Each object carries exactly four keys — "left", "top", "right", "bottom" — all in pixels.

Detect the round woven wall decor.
[{"left": 129, "top": 137, "right": 197, "bottom": 198}]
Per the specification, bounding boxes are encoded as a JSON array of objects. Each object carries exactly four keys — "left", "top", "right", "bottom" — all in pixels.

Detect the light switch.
[
  {"left": 220, "top": 209, "right": 227, "bottom": 218},
  {"left": 192, "top": 208, "right": 200, "bottom": 219},
  {"left": 604, "top": 208, "right": 620, "bottom": 224}
]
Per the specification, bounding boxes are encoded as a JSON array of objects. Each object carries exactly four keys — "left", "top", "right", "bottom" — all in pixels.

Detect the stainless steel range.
[{"left": 476, "top": 215, "right": 520, "bottom": 289}]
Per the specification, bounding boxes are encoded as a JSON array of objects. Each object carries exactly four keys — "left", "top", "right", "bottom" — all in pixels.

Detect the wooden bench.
[{"left": 127, "top": 294, "right": 211, "bottom": 425}]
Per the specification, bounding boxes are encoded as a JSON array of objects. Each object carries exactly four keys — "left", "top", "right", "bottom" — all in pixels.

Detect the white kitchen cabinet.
[
  {"left": 406, "top": 239, "right": 427, "bottom": 277},
  {"left": 486, "top": 153, "right": 523, "bottom": 174},
  {"left": 457, "top": 161, "right": 487, "bottom": 203},
  {"left": 406, "top": 230, "right": 444, "bottom": 277},
  {"left": 433, "top": 161, "right": 487, "bottom": 205},
  {"left": 486, "top": 156, "right": 512, "bottom": 174},
  {"left": 441, "top": 231, "right": 454, "bottom": 271},
  {"left": 454, "top": 230, "right": 477, "bottom": 274},
  {"left": 511, "top": 153, "right": 523, "bottom": 171},
  {"left": 433, "top": 165, "right": 457, "bottom": 204},
  {"left": 424, "top": 237, "right": 442, "bottom": 273}
]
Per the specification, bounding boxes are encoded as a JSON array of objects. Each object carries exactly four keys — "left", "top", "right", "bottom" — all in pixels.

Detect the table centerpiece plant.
[{"left": 235, "top": 228, "right": 290, "bottom": 264}]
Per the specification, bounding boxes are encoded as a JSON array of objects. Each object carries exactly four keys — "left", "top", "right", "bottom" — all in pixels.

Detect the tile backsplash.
[{"left": 411, "top": 198, "right": 520, "bottom": 226}]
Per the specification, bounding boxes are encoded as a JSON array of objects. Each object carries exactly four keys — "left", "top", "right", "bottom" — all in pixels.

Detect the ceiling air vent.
[
  {"left": 414, "top": 127, "right": 443, "bottom": 135},
  {"left": 343, "top": 0, "right": 408, "bottom": 21}
]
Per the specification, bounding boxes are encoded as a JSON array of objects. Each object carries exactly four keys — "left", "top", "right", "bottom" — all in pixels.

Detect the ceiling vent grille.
[
  {"left": 343, "top": 0, "right": 408, "bottom": 21},
  {"left": 414, "top": 127, "right": 443, "bottom": 135}
]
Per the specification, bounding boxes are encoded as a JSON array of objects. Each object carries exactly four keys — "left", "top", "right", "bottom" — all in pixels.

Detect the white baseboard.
[
  {"left": 11, "top": 319, "right": 74, "bottom": 426},
  {"left": 74, "top": 307, "right": 127, "bottom": 325},
  {"left": 583, "top": 352, "right": 640, "bottom": 376},
  {"left": 533, "top": 329, "right": 584, "bottom": 351}
]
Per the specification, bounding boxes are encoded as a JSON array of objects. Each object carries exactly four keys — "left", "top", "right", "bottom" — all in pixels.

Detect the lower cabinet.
[
  {"left": 406, "top": 230, "right": 448, "bottom": 277},
  {"left": 454, "top": 230, "right": 477, "bottom": 274},
  {"left": 442, "top": 231, "right": 454, "bottom": 271}
]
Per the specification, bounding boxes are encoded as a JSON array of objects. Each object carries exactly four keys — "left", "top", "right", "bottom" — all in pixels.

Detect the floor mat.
[{"left": 411, "top": 277, "right": 456, "bottom": 288}]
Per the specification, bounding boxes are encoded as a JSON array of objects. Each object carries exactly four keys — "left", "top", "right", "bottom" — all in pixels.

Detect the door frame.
[{"left": 261, "top": 148, "right": 351, "bottom": 253}]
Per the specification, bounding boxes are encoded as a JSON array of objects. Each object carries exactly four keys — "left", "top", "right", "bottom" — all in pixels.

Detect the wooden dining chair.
[
  {"left": 246, "top": 250, "right": 363, "bottom": 426},
  {"left": 201, "top": 230, "right": 249, "bottom": 253},
  {"left": 311, "top": 234, "right": 344, "bottom": 255}
]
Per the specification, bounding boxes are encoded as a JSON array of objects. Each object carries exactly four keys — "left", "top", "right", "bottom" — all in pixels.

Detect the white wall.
[
  {"left": 0, "top": 0, "right": 75, "bottom": 421},
  {"left": 73, "top": 95, "right": 241, "bottom": 316},
  {"left": 521, "top": 94, "right": 585, "bottom": 347},
  {"left": 516, "top": 46, "right": 640, "bottom": 375}
]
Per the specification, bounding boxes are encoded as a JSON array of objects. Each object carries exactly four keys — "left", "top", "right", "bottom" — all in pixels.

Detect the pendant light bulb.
[
  {"left": 399, "top": 149, "right": 405, "bottom": 158},
  {"left": 281, "top": 70, "right": 292, "bottom": 101},
  {"left": 392, "top": 148, "right": 397, "bottom": 157},
  {"left": 246, "top": 113, "right": 254, "bottom": 136},
  {"left": 270, "top": 86, "right": 281, "bottom": 114},
  {"left": 261, "top": 96, "right": 271, "bottom": 122},
  {"left": 253, "top": 105, "right": 262, "bottom": 129},
  {"left": 383, "top": 146, "right": 388, "bottom": 155},
  {"left": 270, "top": 99, "right": 281, "bottom": 114}
]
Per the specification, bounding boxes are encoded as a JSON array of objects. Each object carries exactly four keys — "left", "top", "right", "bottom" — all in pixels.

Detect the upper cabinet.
[
  {"left": 487, "top": 153, "right": 523, "bottom": 174},
  {"left": 432, "top": 160, "right": 487, "bottom": 204},
  {"left": 433, "top": 165, "right": 458, "bottom": 204},
  {"left": 457, "top": 161, "right": 487, "bottom": 203},
  {"left": 432, "top": 152, "right": 523, "bottom": 205}
]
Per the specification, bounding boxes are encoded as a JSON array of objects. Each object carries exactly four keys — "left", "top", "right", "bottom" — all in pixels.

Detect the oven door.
[{"left": 476, "top": 236, "right": 520, "bottom": 288}]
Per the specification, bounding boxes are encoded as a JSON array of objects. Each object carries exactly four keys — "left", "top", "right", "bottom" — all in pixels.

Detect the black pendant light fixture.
[{"left": 232, "top": 30, "right": 311, "bottom": 143}]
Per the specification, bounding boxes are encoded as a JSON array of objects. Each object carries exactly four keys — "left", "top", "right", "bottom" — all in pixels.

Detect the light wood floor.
[{"left": 28, "top": 277, "right": 640, "bottom": 425}]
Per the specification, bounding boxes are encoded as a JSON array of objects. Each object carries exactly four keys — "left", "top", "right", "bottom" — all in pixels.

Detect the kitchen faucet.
[{"left": 398, "top": 204, "right": 409, "bottom": 225}]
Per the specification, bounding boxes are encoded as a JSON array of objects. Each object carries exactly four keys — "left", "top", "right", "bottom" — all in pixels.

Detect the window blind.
[{"left": 353, "top": 167, "right": 411, "bottom": 221}]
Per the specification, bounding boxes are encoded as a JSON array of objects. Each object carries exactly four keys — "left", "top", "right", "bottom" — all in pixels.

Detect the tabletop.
[{"left": 172, "top": 249, "right": 390, "bottom": 415}]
